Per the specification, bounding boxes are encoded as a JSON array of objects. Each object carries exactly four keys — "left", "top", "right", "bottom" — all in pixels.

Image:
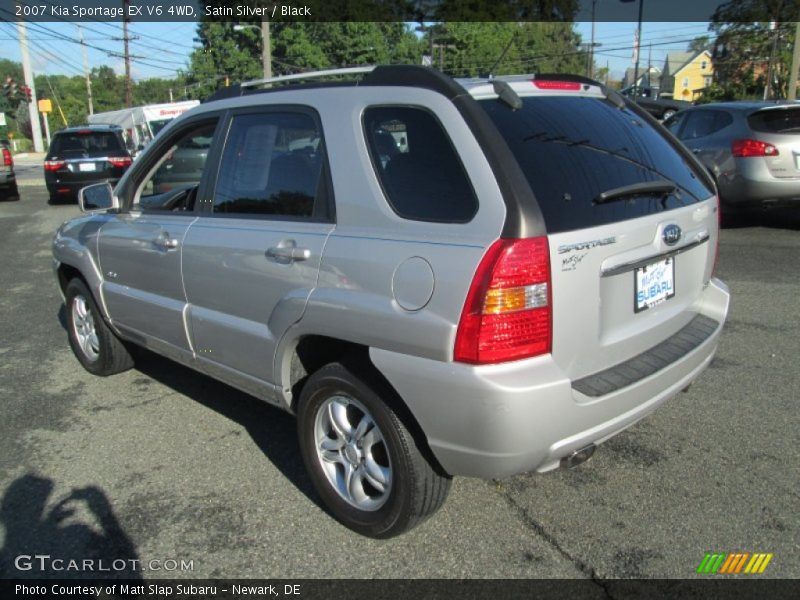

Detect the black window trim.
[
  {"left": 361, "top": 103, "right": 480, "bottom": 225},
  {"left": 117, "top": 111, "right": 227, "bottom": 214},
  {"left": 200, "top": 104, "right": 336, "bottom": 224}
]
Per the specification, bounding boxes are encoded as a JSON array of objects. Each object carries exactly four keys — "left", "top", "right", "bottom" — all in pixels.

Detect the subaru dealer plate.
[
  {"left": 78, "top": 162, "right": 96, "bottom": 172},
  {"left": 635, "top": 258, "right": 675, "bottom": 312}
]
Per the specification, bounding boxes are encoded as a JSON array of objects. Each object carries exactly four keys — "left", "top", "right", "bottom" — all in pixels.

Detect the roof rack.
[
  {"left": 203, "top": 65, "right": 466, "bottom": 104},
  {"left": 241, "top": 66, "right": 376, "bottom": 89}
]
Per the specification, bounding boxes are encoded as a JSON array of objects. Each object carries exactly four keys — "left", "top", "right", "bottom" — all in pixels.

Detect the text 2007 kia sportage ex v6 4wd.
[{"left": 53, "top": 66, "right": 729, "bottom": 538}]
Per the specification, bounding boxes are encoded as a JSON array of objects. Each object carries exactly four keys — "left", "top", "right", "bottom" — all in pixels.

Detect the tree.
[
  {"left": 426, "top": 22, "right": 586, "bottom": 77},
  {"left": 186, "top": 20, "right": 424, "bottom": 98},
  {"left": 711, "top": 1, "right": 799, "bottom": 99},
  {"left": 688, "top": 35, "right": 710, "bottom": 53}
]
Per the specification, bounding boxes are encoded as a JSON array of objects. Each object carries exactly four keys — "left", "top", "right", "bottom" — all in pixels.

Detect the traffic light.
[
  {"left": 21, "top": 85, "right": 32, "bottom": 103},
  {"left": 2, "top": 76, "right": 17, "bottom": 100}
]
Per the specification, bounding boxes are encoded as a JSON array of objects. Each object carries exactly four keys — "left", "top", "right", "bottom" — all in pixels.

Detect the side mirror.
[{"left": 78, "top": 182, "right": 118, "bottom": 212}]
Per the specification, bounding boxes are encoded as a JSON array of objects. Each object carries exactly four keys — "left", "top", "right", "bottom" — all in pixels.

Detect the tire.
[
  {"left": 297, "top": 361, "right": 451, "bottom": 538},
  {"left": 661, "top": 109, "right": 676, "bottom": 121},
  {"left": 64, "top": 278, "right": 134, "bottom": 376}
]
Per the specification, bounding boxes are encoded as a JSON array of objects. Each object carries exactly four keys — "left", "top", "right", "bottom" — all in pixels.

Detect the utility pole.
[
  {"left": 15, "top": 19, "right": 44, "bottom": 152},
  {"left": 588, "top": 0, "right": 597, "bottom": 79},
  {"left": 632, "top": 0, "right": 644, "bottom": 97},
  {"left": 77, "top": 25, "right": 94, "bottom": 115},
  {"left": 764, "top": 21, "right": 779, "bottom": 100},
  {"left": 168, "top": 88, "right": 173, "bottom": 102},
  {"left": 432, "top": 43, "right": 455, "bottom": 72},
  {"left": 122, "top": 0, "right": 132, "bottom": 107},
  {"left": 789, "top": 22, "right": 800, "bottom": 101},
  {"left": 261, "top": 18, "right": 272, "bottom": 79}
]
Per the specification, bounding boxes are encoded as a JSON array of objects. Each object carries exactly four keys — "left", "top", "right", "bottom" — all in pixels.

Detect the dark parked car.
[
  {"left": 44, "top": 125, "right": 132, "bottom": 202},
  {"left": 0, "top": 140, "right": 18, "bottom": 199},
  {"left": 664, "top": 102, "right": 800, "bottom": 211},
  {"left": 620, "top": 86, "right": 691, "bottom": 120}
]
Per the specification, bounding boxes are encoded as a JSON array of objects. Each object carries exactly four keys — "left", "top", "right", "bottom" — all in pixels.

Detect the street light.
[{"left": 233, "top": 22, "right": 272, "bottom": 79}]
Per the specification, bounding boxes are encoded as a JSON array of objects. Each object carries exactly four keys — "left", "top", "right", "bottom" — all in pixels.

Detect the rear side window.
[
  {"left": 50, "top": 131, "right": 123, "bottom": 157},
  {"left": 363, "top": 106, "right": 478, "bottom": 223},
  {"left": 480, "top": 96, "right": 713, "bottom": 234},
  {"left": 679, "top": 110, "right": 733, "bottom": 140},
  {"left": 212, "top": 112, "right": 326, "bottom": 219},
  {"left": 748, "top": 107, "right": 800, "bottom": 133}
]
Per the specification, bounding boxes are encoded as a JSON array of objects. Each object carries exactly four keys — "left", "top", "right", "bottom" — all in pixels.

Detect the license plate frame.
[
  {"left": 634, "top": 257, "right": 676, "bottom": 313},
  {"left": 78, "top": 162, "right": 96, "bottom": 172}
]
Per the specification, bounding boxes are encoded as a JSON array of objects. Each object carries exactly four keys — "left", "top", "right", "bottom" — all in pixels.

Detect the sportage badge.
[{"left": 663, "top": 224, "right": 682, "bottom": 246}]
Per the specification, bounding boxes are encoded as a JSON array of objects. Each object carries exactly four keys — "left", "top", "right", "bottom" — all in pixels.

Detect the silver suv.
[{"left": 53, "top": 66, "right": 729, "bottom": 538}]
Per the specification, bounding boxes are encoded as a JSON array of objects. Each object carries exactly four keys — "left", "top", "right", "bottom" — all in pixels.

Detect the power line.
[{"left": 0, "top": 9, "right": 185, "bottom": 75}]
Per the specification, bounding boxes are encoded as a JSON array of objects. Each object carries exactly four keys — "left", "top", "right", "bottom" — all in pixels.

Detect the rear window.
[
  {"left": 748, "top": 107, "right": 800, "bottom": 134},
  {"left": 480, "top": 96, "right": 713, "bottom": 233},
  {"left": 50, "top": 131, "right": 124, "bottom": 157}
]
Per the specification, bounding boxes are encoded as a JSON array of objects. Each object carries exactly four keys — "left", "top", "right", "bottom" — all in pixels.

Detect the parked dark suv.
[
  {"left": 44, "top": 125, "right": 132, "bottom": 202},
  {"left": 0, "top": 139, "right": 17, "bottom": 199}
]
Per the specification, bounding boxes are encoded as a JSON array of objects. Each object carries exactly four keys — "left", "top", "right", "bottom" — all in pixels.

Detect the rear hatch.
[
  {"left": 477, "top": 81, "right": 717, "bottom": 381},
  {"left": 46, "top": 130, "right": 130, "bottom": 182},
  {"left": 746, "top": 105, "right": 800, "bottom": 179}
]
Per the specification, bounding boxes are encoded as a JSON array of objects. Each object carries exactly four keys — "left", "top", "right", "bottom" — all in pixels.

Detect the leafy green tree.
[
  {"left": 711, "top": 1, "right": 799, "bottom": 99},
  {"left": 427, "top": 22, "right": 586, "bottom": 78},
  {"left": 688, "top": 35, "right": 711, "bottom": 53},
  {"left": 186, "top": 20, "right": 424, "bottom": 97}
]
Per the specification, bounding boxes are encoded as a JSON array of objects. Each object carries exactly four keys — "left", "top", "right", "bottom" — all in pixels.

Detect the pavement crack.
[{"left": 492, "top": 481, "right": 615, "bottom": 599}]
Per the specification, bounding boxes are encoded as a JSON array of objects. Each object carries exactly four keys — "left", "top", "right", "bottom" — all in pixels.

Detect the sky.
[{"left": 0, "top": 20, "right": 715, "bottom": 84}]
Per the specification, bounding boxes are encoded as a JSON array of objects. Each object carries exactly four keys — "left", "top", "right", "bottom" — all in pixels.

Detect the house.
[
  {"left": 622, "top": 66, "right": 662, "bottom": 91},
  {"left": 660, "top": 50, "right": 713, "bottom": 101}
]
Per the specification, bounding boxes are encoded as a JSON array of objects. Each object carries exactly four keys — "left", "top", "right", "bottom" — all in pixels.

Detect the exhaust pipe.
[{"left": 560, "top": 444, "right": 596, "bottom": 469}]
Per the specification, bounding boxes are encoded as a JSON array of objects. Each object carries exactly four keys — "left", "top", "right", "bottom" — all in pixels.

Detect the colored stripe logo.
[{"left": 696, "top": 552, "right": 773, "bottom": 574}]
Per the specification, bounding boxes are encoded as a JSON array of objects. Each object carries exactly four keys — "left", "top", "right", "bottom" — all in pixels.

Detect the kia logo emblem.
[{"left": 663, "top": 224, "right": 682, "bottom": 246}]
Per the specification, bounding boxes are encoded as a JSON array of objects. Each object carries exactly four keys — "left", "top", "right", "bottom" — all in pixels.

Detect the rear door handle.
[
  {"left": 266, "top": 242, "right": 310, "bottom": 263},
  {"left": 153, "top": 232, "right": 179, "bottom": 250}
]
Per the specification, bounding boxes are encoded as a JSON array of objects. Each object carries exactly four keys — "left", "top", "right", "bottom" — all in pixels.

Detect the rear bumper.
[
  {"left": 720, "top": 163, "right": 800, "bottom": 207},
  {"left": 370, "top": 278, "right": 729, "bottom": 479},
  {"left": 46, "top": 177, "right": 119, "bottom": 196}
]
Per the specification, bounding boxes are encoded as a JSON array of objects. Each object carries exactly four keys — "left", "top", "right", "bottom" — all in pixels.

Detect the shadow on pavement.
[
  {"left": 722, "top": 206, "right": 800, "bottom": 230},
  {"left": 132, "top": 351, "right": 324, "bottom": 513},
  {"left": 0, "top": 473, "right": 141, "bottom": 579},
  {"left": 51, "top": 303, "right": 324, "bottom": 515}
]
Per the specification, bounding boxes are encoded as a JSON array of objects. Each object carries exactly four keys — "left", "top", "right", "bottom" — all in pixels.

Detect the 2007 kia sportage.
[{"left": 53, "top": 66, "right": 729, "bottom": 538}]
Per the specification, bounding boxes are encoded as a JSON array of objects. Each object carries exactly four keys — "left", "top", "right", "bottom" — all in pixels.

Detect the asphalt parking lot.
[{"left": 0, "top": 166, "right": 798, "bottom": 583}]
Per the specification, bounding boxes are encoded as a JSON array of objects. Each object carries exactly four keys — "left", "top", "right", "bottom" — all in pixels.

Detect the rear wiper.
[{"left": 593, "top": 181, "right": 677, "bottom": 205}]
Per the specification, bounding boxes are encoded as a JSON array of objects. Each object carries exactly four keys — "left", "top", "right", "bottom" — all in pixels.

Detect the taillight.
[
  {"left": 532, "top": 80, "right": 582, "bottom": 91},
  {"left": 108, "top": 156, "right": 132, "bottom": 168},
  {"left": 712, "top": 194, "right": 721, "bottom": 276},
  {"left": 454, "top": 237, "right": 552, "bottom": 364},
  {"left": 2, "top": 148, "right": 11, "bottom": 167},
  {"left": 731, "top": 138, "right": 778, "bottom": 158},
  {"left": 44, "top": 160, "right": 65, "bottom": 171}
]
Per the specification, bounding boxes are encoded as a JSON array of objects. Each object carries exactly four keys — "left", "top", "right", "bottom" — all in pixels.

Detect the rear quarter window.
[
  {"left": 363, "top": 106, "right": 478, "bottom": 223},
  {"left": 480, "top": 96, "right": 713, "bottom": 234}
]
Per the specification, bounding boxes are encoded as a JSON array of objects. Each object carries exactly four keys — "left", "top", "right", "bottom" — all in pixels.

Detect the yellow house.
[{"left": 660, "top": 50, "right": 713, "bottom": 101}]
